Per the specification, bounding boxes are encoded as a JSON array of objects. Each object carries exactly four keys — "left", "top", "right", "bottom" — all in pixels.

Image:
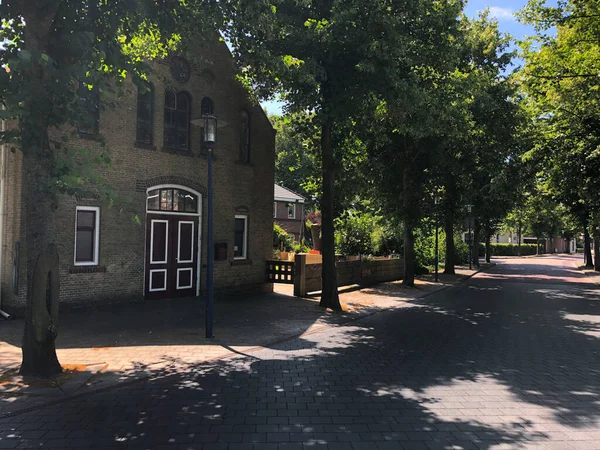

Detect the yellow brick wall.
[{"left": 2, "top": 40, "right": 275, "bottom": 311}]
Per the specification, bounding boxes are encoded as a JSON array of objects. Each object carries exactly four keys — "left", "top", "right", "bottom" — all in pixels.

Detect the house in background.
[
  {"left": 544, "top": 237, "right": 576, "bottom": 254},
  {"left": 494, "top": 232, "right": 576, "bottom": 253},
  {"left": 274, "top": 184, "right": 305, "bottom": 242},
  {"left": 0, "top": 39, "right": 276, "bottom": 313}
]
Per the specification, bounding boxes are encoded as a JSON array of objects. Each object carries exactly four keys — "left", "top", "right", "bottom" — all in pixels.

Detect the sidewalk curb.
[
  {"left": 576, "top": 266, "right": 600, "bottom": 286},
  {"left": 0, "top": 263, "right": 496, "bottom": 419}
]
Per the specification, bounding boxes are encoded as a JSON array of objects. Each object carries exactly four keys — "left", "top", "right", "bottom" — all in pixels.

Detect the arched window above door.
[{"left": 147, "top": 187, "right": 198, "bottom": 213}]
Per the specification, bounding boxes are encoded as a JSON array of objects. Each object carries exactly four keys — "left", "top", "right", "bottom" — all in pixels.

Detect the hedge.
[{"left": 478, "top": 243, "right": 540, "bottom": 257}]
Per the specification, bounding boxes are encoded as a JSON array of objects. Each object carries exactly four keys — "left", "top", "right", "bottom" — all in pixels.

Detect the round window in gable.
[{"left": 170, "top": 56, "right": 191, "bottom": 84}]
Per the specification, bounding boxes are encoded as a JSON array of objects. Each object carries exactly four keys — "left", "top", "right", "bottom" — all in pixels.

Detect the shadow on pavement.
[
  {"left": 2, "top": 257, "right": 600, "bottom": 448},
  {"left": 0, "top": 322, "right": 546, "bottom": 449},
  {"left": 0, "top": 293, "right": 341, "bottom": 351}
]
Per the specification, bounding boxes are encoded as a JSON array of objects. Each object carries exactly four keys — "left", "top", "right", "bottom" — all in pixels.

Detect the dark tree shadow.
[
  {"left": 2, "top": 259, "right": 600, "bottom": 448},
  {"left": 0, "top": 336, "right": 546, "bottom": 450}
]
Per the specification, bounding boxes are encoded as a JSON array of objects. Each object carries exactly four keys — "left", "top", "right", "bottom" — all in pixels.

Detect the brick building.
[
  {"left": 0, "top": 40, "right": 275, "bottom": 312},
  {"left": 273, "top": 184, "right": 305, "bottom": 242}
]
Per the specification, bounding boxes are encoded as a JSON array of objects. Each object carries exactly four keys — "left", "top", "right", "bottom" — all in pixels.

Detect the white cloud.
[{"left": 488, "top": 6, "right": 516, "bottom": 21}]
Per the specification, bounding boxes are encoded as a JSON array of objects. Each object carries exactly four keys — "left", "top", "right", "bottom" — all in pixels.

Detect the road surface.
[{"left": 1, "top": 254, "right": 600, "bottom": 449}]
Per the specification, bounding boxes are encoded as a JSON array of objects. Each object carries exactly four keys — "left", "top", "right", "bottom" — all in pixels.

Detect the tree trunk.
[
  {"left": 402, "top": 167, "right": 415, "bottom": 286},
  {"left": 443, "top": 213, "right": 455, "bottom": 274},
  {"left": 566, "top": 238, "right": 571, "bottom": 254},
  {"left": 584, "top": 226, "right": 594, "bottom": 267},
  {"left": 485, "top": 233, "right": 491, "bottom": 263},
  {"left": 403, "top": 220, "right": 414, "bottom": 286},
  {"left": 536, "top": 237, "right": 540, "bottom": 255},
  {"left": 19, "top": 3, "right": 62, "bottom": 378},
  {"left": 472, "top": 220, "right": 480, "bottom": 268},
  {"left": 594, "top": 228, "right": 600, "bottom": 272},
  {"left": 517, "top": 221, "right": 522, "bottom": 257},
  {"left": 319, "top": 115, "right": 341, "bottom": 310},
  {"left": 443, "top": 178, "right": 455, "bottom": 275}
]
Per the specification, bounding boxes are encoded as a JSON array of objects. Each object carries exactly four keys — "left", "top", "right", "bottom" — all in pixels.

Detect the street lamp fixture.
[{"left": 203, "top": 115, "right": 217, "bottom": 147}]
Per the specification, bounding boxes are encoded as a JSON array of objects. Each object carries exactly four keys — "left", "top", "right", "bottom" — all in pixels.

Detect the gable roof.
[
  {"left": 214, "top": 37, "right": 275, "bottom": 134},
  {"left": 274, "top": 184, "right": 305, "bottom": 203}
]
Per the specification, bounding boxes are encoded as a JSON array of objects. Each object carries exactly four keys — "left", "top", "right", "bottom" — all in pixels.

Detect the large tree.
[
  {"left": 225, "top": 0, "right": 462, "bottom": 308},
  {"left": 0, "top": 0, "right": 220, "bottom": 377},
  {"left": 272, "top": 113, "right": 320, "bottom": 207},
  {"left": 519, "top": 0, "right": 600, "bottom": 268},
  {"left": 428, "top": 12, "right": 518, "bottom": 274}
]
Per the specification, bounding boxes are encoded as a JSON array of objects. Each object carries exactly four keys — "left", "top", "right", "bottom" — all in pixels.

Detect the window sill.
[
  {"left": 69, "top": 265, "right": 106, "bottom": 274},
  {"left": 161, "top": 147, "right": 194, "bottom": 157},
  {"left": 231, "top": 259, "right": 252, "bottom": 266},
  {"left": 235, "top": 160, "right": 253, "bottom": 167},
  {"left": 135, "top": 142, "right": 157, "bottom": 151}
]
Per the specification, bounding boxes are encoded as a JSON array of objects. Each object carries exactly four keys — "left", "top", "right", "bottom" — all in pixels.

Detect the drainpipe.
[{"left": 0, "top": 108, "right": 13, "bottom": 320}]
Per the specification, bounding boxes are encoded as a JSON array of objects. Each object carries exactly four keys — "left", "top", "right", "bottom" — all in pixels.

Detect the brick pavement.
[
  {"left": 2, "top": 255, "right": 600, "bottom": 449},
  {"left": 0, "top": 265, "right": 484, "bottom": 417}
]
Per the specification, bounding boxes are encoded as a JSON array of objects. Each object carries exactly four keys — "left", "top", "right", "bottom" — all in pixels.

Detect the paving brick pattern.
[
  {"left": 0, "top": 268, "right": 474, "bottom": 412},
  {"left": 2, "top": 255, "right": 600, "bottom": 449}
]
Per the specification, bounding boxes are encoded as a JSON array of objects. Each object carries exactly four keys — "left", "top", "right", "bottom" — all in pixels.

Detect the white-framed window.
[
  {"left": 74, "top": 206, "right": 100, "bottom": 266},
  {"left": 273, "top": 202, "right": 277, "bottom": 218},
  {"left": 287, "top": 202, "right": 296, "bottom": 219},
  {"left": 234, "top": 214, "right": 248, "bottom": 260}
]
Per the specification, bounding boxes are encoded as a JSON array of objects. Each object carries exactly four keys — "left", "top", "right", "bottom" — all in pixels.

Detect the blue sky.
[
  {"left": 464, "top": 0, "right": 534, "bottom": 40},
  {"left": 261, "top": 0, "right": 534, "bottom": 115}
]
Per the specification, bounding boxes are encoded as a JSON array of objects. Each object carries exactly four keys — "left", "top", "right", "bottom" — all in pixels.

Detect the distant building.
[
  {"left": 545, "top": 237, "right": 576, "bottom": 254},
  {"left": 273, "top": 184, "right": 305, "bottom": 242},
  {"left": 495, "top": 232, "right": 576, "bottom": 253}
]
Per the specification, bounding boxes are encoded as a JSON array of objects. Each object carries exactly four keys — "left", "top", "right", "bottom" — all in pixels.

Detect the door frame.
[{"left": 143, "top": 184, "right": 203, "bottom": 298}]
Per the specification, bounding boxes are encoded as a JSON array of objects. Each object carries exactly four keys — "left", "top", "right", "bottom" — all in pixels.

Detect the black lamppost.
[
  {"left": 203, "top": 114, "right": 217, "bottom": 338},
  {"left": 434, "top": 196, "right": 440, "bottom": 282},
  {"left": 466, "top": 204, "right": 473, "bottom": 270}
]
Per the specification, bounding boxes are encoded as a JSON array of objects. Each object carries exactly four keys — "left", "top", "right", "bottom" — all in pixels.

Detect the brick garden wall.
[{"left": 296, "top": 255, "right": 405, "bottom": 296}]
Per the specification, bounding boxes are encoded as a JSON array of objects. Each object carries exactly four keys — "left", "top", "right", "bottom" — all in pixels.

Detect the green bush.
[
  {"left": 273, "top": 224, "right": 294, "bottom": 252},
  {"left": 454, "top": 237, "right": 470, "bottom": 264},
  {"left": 335, "top": 212, "right": 376, "bottom": 255},
  {"left": 372, "top": 224, "right": 403, "bottom": 256},
  {"left": 414, "top": 229, "right": 470, "bottom": 269},
  {"left": 481, "top": 243, "right": 539, "bottom": 256},
  {"left": 292, "top": 240, "right": 310, "bottom": 253},
  {"left": 414, "top": 228, "right": 436, "bottom": 269}
]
